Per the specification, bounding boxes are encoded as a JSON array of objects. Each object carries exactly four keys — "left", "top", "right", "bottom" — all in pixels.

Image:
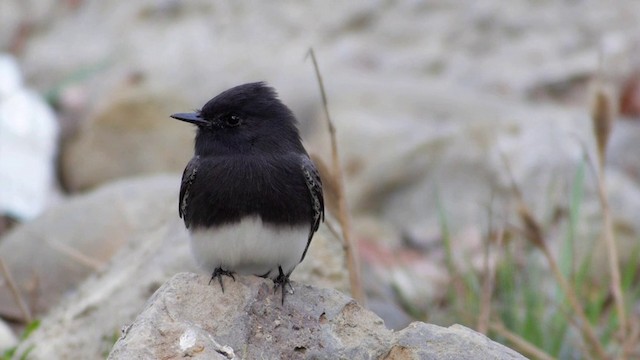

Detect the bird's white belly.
[{"left": 189, "top": 216, "right": 308, "bottom": 280}]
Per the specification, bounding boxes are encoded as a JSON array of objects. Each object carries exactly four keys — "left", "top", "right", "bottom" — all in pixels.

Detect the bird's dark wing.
[
  {"left": 300, "top": 156, "right": 325, "bottom": 262},
  {"left": 179, "top": 156, "right": 200, "bottom": 228}
]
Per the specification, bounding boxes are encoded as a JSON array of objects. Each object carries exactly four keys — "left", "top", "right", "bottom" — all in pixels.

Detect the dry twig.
[
  {"left": 619, "top": 314, "right": 640, "bottom": 360},
  {"left": 0, "top": 257, "right": 32, "bottom": 323},
  {"left": 490, "top": 321, "right": 555, "bottom": 360},
  {"left": 489, "top": 322, "right": 553, "bottom": 360},
  {"left": 307, "top": 48, "right": 366, "bottom": 305},
  {"left": 46, "top": 238, "right": 104, "bottom": 271}
]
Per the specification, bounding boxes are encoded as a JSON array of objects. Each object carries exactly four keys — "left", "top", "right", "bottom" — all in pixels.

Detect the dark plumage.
[{"left": 171, "top": 82, "right": 324, "bottom": 303}]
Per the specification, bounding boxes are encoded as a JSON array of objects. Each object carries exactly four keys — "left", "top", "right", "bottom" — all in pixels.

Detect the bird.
[{"left": 170, "top": 82, "right": 324, "bottom": 304}]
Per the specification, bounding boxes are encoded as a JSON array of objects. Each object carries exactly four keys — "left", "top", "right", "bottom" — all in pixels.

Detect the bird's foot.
[
  {"left": 273, "top": 266, "right": 294, "bottom": 305},
  {"left": 209, "top": 267, "right": 235, "bottom": 293}
]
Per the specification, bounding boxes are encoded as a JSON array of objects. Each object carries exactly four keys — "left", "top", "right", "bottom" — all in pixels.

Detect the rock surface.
[
  {"left": 0, "top": 318, "right": 17, "bottom": 354},
  {"left": 3, "top": 175, "right": 345, "bottom": 359},
  {"left": 0, "top": 54, "right": 58, "bottom": 220},
  {"left": 60, "top": 86, "right": 193, "bottom": 191},
  {"left": 0, "top": 175, "right": 182, "bottom": 321},
  {"left": 107, "top": 273, "right": 525, "bottom": 360}
]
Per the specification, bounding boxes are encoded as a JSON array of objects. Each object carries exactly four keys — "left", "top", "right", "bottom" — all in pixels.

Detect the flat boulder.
[{"left": 107, "top": 273, "right": 526, "bottom": 360}]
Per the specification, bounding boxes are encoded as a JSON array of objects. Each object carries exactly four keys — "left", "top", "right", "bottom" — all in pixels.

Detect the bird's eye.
[{"left": 225, "top": 114, "right": 242, "bottom": 127}]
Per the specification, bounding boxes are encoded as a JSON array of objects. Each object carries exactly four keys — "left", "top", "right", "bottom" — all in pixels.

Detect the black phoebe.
[{"left": 171, "top": 82, "right": 324, "bottom": 303}]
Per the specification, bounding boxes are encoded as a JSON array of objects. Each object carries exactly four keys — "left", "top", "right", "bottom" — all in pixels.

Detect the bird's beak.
[{"left": 170, "top": 112, "right": 209, "bottom": 126}]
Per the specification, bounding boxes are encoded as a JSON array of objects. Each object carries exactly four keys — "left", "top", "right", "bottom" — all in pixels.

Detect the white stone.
[{"left": 0, "top": 54, "right": 58, "bottom": 220}]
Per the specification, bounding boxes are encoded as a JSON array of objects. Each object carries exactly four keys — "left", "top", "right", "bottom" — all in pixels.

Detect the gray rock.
[
  {"left": 8, "top": 213, "right": 195, "bottom": 359},
  {"left": 0, "top": 318, "right": 17, "bottom": 354},
  {"left": 2, "top": 173, "right": 194, "bottom": 359},
  {"left": 0, "top": 175, "right": 183, "bottom": 321},
  {"left": 386, "top": 323, "right": 525, "bottom": 360},
  {"left": 107, "top": 273, "right": 525, "bottom": 360},
  {"left": 60, "top": 86, "right": 193, "bottom": 192},
  {"left": 4, "top": 175, "right": 345, "bottom": 359},
  {"left": 0, "top": 54, "right": 59, "bottom": 221}
]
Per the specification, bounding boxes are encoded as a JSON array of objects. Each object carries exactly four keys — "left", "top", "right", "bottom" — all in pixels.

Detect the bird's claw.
[
  {"left": 273, "top": 266, "right": 294, "bottom": 305},
  {"left": 209, "top": 267, "right": 236, "bottom": 293}
]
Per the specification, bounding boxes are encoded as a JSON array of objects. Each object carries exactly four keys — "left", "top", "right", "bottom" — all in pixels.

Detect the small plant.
[
  {"left": 1, "top": 320, "right": 40, "bottom": 360},
  {"left": 425, "top": 79, "right": 640, "bottom": 359}
]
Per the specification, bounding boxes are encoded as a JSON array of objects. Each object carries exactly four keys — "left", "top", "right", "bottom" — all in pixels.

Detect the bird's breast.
[
  {"left": 184, "top": 155, "right": 312, "bottom": 229},
  {"left": 189, "top": 216, "right": 309, "bottom": 279}
]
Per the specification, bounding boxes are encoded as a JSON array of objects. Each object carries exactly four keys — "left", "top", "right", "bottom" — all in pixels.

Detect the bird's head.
[{"left": 171, "top": 82, "right": 304, "bottom": 156}]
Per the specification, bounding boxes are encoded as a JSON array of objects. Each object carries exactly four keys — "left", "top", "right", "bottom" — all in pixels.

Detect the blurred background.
[{"left": 2, "top": 1, "right": 640, "bottom": 359}]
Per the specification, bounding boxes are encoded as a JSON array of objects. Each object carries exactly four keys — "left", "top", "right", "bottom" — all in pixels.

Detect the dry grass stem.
[
  {"left": 619, "top": 315, "right": 640, "bottom": 360},
  {"left": 502, "top": 153, "right": 608, "bottom": 359},
  {"left": 490, "top": 321, "right": 555, "bottom": 360},
  {"left": 46, "top": 238, "right": 104, "bottom": 271},
  {"left": 500, "top": 152, "right": 544, "bottom": 249},
  {"left": 478, "top": 227, "right": 502, "bottom": 334},
  {"left": 515, "top": 195, "right": 608, "bottom": 359},
  {"left": 307, "top": 48, "right": 365, "bottom": 305},
  {"left": 619, "top": 316, "right": 640, "bottom": 359},
  {"left": 591, "top": 83, "right": 626, "bottom": 339},
  {"left": 596, "top": 170, "right": 627, "bottom": 346},
  {"left": 323, "top": 218, "right": 343, "bottom": 243},
  {"left": 591, "top": 86, "right": 614, "bottom": 168},
  {"left": 0, "top": 257, "right": 33, "bottom": 323},
  {"left": 516, "top": 202, "right": 545, "bottom": 249},
  {"left": 536, "top": 239, "right": 608, "bottom": 359}
]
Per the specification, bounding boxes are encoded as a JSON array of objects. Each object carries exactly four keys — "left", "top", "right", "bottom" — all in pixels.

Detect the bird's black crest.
[{"left": 200, "top": 82, "right": 297, "bottom": 125}]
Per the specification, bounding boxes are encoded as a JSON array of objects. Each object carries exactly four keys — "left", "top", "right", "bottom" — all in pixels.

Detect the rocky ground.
[
  {"left": 105, "top": 273, "right": 524, "bottom": 360},
  {"left": 2, "top": 0, "right": 640, "bottom": 358}
]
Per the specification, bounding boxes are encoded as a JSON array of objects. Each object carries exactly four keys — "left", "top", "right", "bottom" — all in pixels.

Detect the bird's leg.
[
  {"left": 273, "top": 266, "right": 294, "bottom": 305},
  {"left": 209, "top": 267, "right": 236, "bottom": 293}
]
